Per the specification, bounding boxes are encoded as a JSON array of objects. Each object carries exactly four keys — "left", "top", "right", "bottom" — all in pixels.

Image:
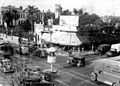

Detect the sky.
[{"left": 0, "top": 0, "right": 120, "bottom": 16}]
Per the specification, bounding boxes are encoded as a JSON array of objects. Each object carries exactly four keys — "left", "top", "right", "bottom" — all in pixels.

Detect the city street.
[
  {"left": 0, "top": 50, "right": 109, "bottom": 86},
  {"left": 28, "top": 52, "right": 109, "bottom": 86},
  {"left": 0, "top": 34, "right": 110, "bottom": 86},
  {"left": 1, "top": 1, "right": 120, "bottom": 86}
]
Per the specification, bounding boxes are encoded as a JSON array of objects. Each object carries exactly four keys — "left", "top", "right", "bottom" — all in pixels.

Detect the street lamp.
[{"left": 18, "top": 24, "right": 23, "bottom": 69}]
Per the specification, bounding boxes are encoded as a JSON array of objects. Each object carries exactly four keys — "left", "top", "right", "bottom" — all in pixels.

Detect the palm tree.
[
  {"left": 12, "top": 9, "right": 20, "bottom": 26},
  {"left": 2, "top": 9, "right": 14, "bottom": 27},
  {"left": 27, "top": 5, "right": 39, "bottom": 32}
]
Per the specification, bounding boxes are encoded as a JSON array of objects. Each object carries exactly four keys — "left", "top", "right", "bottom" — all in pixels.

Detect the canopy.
[
  {"left": 56, "top": 32, "right": 82, "bottom": 46},
  {"left": 41, "top": 32, "right": 82, "bottom": 46},
  {"left": 41, "top": 32, "right": 66, "bottom": 43}
]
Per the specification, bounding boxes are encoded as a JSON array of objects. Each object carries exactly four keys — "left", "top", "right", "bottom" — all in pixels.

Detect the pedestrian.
[{"left": 69, "top": 49, "right": 72, "bottom": 56}]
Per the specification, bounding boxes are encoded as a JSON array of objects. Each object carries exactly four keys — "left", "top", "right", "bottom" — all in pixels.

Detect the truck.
[
  {"left": 90, "top": 56, "right": 120, "bottom": 86},
  {"left": 0, "top": 59, "right": 15, "bottom": 73},
  {"left": 106, "top": 43, "right": 120, "bottom": 57}
]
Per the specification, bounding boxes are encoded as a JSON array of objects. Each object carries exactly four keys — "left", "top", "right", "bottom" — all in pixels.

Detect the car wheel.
[
  {"left": 112, "top": 83, "right": 119, "bottom": 86},
  {"left": 77, "top": 61, "right": 82, "bottom": 67},
  {"left": 90, "top": 72, "right": 97, "bottom": 81},
  {"left": 66, "top": 60, "right": 70, "bottom": 64}
]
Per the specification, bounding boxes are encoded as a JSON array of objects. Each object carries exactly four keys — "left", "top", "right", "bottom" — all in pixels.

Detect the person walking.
[{"left": 69, "top": 49, "right": 73, "bottom": 56}]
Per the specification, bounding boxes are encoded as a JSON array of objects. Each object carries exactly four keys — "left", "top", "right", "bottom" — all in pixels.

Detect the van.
[{"left": 91, "top": 56, "right": 120, "bottom": 86}]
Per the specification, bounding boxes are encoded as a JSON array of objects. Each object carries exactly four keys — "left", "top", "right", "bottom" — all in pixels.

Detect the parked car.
[
  {"left": 106, "top": 43, "right": 120, "bottom": 57},
  {"left": 16, "top": 46, "right": 29, "bottom": 55},
  {"left": 106, "top": 48, "right": 118, "bottom": 57},
  {"left": 0, "top": 59, "right": 15, "bottom": 73},
  {"left": 96, "top": 44, "right": 111, "bottom": 55},
  {"left": 90, "top": 56, "right": 120, "bottom": 86},
  {"left": 34, "top": 48, "right": 48, "bottom": 58},
  {"left": 66, "top": 53, "right": 85, "bottom": 67},
  {"left": 19, "top": 67, "right": 54, "bottom": 86}
]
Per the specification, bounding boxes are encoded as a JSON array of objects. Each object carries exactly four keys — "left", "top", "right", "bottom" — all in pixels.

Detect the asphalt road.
[
  {"left": 0, "top": 41, "right": 109, "bottom": 86},
  {"left": 30, "top": 53, "right": 109, "bottom": 86},
  {"left": 0, "top": 52, "right": 109, "bottom": 86}
]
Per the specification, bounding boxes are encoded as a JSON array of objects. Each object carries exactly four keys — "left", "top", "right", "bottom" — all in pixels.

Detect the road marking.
[
  {"left": 53, "top": 63, "right": 90, "bottom": 78},
  {"left": 55, "top": 79, "right": 69, "bottom": 86},
  {"left": 59, "top": 70, "right": 98, "bottom": 86}
]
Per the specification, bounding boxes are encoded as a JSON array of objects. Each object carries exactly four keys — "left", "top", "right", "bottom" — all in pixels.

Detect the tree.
[
  {"left": 78, "top": 8, "right": 83, "bottom": 16},
  {"left": 12, "top": 9, "right": 20, "bottom": 26},
  {"left": 26, "top": 5, "right": 41, "bottom": 32},
  {"left": 43, "top": 10, "right": 55, "bottom": 25},
  {"left": 78, "top": 13, "right": 100, "bottom": 26},
  {"left": 73, "top": 8, "right": 78, "bottom": 15},
  {"left": 2, "top": 6, "right": 20, "bottom": 27},
  {"left": 61, "top": 9, "right": 72, "bottom": 15},
  {"left": 2, "top": 10, "right": 14, "bottom": 27}
]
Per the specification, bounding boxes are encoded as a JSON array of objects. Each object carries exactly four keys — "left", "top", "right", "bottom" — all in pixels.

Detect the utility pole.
[{"left": 18, "top": 24, "right": 23, "bottom": 69}]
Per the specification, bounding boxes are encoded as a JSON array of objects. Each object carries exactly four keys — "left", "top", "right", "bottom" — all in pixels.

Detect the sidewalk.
[
  {"left": 0, "top": 33, "right": 28, "bottom": 45},
  {"left": 56, "top": 50, "right": 95, "bottom": 57},
  {"left": 0, "top": 33, "right": 95, "bottom": 56}
]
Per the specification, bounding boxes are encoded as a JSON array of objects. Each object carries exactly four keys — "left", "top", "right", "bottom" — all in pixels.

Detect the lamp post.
[
  {"left": 50, "top": 30, "right": 53, "bottom": 47},
  {"left": 18, "top": 24, "right": 23, "bottom": 69}
]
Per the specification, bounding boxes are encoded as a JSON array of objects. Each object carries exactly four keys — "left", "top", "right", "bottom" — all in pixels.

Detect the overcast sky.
[{"left": 0, "top": 0, "right": 120, "bottom": 16}]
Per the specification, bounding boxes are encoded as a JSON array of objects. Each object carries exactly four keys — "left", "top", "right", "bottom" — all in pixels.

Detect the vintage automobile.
[
  {"left": 34, "top": 48, "right": 48, "bottom": 58},
  {"left": 90, "top": 56, "right": 120, "bottom": 86},
  {"left": 0, "top": 59, "right": 15, "bottom": 73},
  {"left": 0, "top": 43, "right": 14, "bottom": 58},
  {"left": 16, "top": 46, "right": 29, "bottom": 55},
  {"left": 96, "top": 44, "right": 111, "bottom": 55},
  {"left": 106, "top": 48, "right": 118, "bottom": 57},
  {"left": 19, "top": 67, "right": 54, "bottom": 86},
  {"left": 106, "top": 43, "right": 120, "bottom": 57},
  {"left": 66, "top": 53, "right": 85, "bottom": 67}
]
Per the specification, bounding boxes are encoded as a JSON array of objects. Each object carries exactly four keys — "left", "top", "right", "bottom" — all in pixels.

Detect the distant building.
[
  {"left": 18, "top": 8, "right": 28, "bottom": 25},
  {"left": 0, "top": 5, "right": 27, "bottom": 26},
  {"left": 55, "top": 4, "right": 62, "bottom": 19}
]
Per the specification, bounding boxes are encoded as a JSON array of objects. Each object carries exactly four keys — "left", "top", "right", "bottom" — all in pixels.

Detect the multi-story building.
[
  {"left": 18, "top": 8, "right": 28, "bottom": 25},
  {"left": 1, "top": 5, "right": 44, "bottom": 26},
  {"left": 55, "top": 4, "right": 62, "bottom": 19},
  {"left": 0, "top": 5, "right": 29, "bottom": 26}
]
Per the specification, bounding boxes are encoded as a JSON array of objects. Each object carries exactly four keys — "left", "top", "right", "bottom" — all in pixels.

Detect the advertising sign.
[
  {"left": 60, "top": 16, "right": 79, "bottom": 26},
  {"left": 34, "top": 23, "right": 44, "bottom": 33},
  {"left": 47, "top": 56, "right": 56, "bottom": 63}
]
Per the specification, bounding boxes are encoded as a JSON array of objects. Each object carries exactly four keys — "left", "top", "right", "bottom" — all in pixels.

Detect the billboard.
[{"left": 60, "top": 16, "right": 79, "bottom": 26}]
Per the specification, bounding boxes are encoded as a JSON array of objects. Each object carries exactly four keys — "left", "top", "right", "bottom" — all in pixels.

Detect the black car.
[
  {"left": 96, "top": 44, "right": 111, "bottom": 55},
  {"left": 19, "top": 67, "right": 54, "bottom": 86},
  {"left": 67, "top": 53, "right": 85, "bottom": 67}
]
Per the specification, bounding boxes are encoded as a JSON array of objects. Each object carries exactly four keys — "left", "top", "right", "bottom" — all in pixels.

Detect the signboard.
[
  {"left": 47, "top": 56, "right": 56, "bottom": 63},
  {"left": 52, "top": 25, "right": 77, "bottom": 32},
  {"left": 60, "top": 16, "right": 79, "bottom": 26},
  {"left": 34, "top": 23, "right": 44, "bottom": 33},
  {"left": 48, "top": 19, "right": 53, "bottom": 26}
]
